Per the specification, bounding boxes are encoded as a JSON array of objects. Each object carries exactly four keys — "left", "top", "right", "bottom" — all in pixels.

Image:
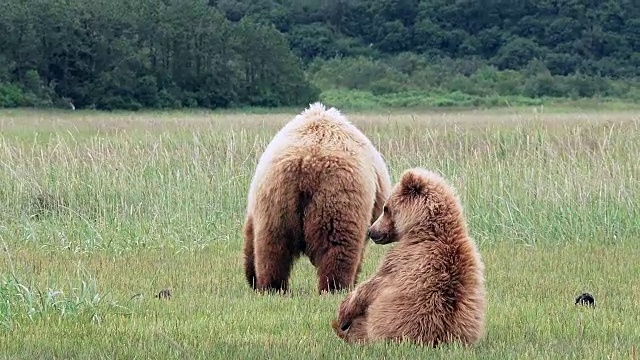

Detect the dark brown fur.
[
  {"left": 332, "top": 168, "right": 486, "bottom": 346},
  {"left": 243, "top": 103, "right": 391, "bottom": 294}
]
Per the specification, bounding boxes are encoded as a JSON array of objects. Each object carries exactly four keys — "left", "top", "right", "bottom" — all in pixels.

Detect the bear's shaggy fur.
[
  {"left": 243, "top": 102, "right": 391, "bottom": 294},
  {"left": 332, "top": 168, "right": 486, "bottom": 346}
]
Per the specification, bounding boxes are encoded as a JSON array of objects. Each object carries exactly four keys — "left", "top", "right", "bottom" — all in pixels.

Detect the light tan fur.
[
  {"left": 332, "top": 168, "right": 486, "bottom": 346},
  {"left": 243, "top": 102, "right": 391, "bottom": 294}
]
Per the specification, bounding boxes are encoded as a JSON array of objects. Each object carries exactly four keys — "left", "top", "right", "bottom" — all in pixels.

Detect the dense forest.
[{"left": 1, "top": 0, "right": 639, "bottom": 110}]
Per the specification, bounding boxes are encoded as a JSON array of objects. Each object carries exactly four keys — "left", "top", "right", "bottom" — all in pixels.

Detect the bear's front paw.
[
  {"left": 340, "top": 319, "right": 352, "bottom": 331},
  {"left": 331, "top": 319, "right": 350, "bottom": 340}
]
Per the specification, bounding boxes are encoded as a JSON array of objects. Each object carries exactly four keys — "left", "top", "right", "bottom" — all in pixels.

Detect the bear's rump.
[
  {"left": 365, "top": 287, "right": 445, "bottom": 342},
  {"left": 253, "top": 151, "right": 374, "bottom": 232},
  {"left": 265, "top": 148, "right": 376, "bottom": 204}
]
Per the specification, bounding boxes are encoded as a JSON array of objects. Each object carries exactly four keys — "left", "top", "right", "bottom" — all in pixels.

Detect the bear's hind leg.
[
  {"left": 304, "top": 195, "right": 371, "bottom": 293},
  {"left": 304, "top": 210, "right": 368, "bottom": 294},
  {"left": 243, "top": 215, "right": 257, "bottom": 289},
  {"left": 315, "top": 242, "right": 364, "bottom": 293},
  {"left": 253, "top": 229, "right": 298, "bottom": 294}
]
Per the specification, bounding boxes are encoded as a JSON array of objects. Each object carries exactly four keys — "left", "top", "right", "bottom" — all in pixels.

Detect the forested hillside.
[{"left": 1, "top": 0, "right": 639, "bottom": 110}]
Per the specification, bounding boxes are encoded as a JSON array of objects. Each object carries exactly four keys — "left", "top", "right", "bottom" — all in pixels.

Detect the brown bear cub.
[
  {"left": 332, "top": 168, "right": 486, "bottom": 347},
  {"left": 243, "top": 102, "right": 391, "bottom": 294}
]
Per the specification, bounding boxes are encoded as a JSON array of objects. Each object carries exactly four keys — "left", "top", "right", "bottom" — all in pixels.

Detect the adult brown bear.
[
  {"left": 332, "top": 168, "right": 486, "bottom": 346},
  {"left": 243, "top": 102, "right": 391, "bottom": 294}
]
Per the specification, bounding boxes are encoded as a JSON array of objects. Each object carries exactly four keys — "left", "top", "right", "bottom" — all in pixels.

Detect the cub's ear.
[{"left": 399, "top": 170, "right": 425, "bottom": 197}]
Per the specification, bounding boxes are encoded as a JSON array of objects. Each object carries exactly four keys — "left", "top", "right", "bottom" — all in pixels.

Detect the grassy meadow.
[{"left": 0, "top": 106, "right": 639, "bottom": 359}]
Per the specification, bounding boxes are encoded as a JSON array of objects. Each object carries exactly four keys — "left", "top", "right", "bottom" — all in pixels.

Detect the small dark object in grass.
[
  {"left": 32, "top": 192, "right": 66, "bottom": 218},
  {"left": 575, "top": 293, "right": 595, "bottom": 307},
  {"left": 156, "top": 289, "right": 172, "bottom": 300}
]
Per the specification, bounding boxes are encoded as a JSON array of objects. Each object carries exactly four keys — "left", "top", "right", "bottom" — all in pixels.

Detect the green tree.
[{"left": 234, "top": 17, "right": 319, "bottom": 107}]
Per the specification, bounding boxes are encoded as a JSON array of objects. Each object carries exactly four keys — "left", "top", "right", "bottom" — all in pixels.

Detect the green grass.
[
  {"left": 317, "top": 89, "right": 640, "bottom": 113},
  {"left": 0, "top": 105, "right": 639, "bottom": 359}
]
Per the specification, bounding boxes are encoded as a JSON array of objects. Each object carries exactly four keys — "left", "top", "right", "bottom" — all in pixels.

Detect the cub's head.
[{"left": 367, "top": 168, "right": 458, "bottom": 245}]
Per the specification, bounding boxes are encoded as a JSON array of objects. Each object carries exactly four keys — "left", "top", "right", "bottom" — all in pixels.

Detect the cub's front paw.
[
  {"left": 331, "top": 319, "right": 350, "bottom": 340},
  {"left": 336, "top": 318, "right": 352, "bottom": 331}
]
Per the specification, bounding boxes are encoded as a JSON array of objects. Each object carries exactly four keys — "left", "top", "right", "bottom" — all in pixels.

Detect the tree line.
[
  {"left": 267, "top": 0, "right": 639, "bottom": 77},
  {"left": 1, "top": 0, "right": 639, "bottom": 110},
  {"left": 0, "top": 0, "right": 319, "bottom": 109}
]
